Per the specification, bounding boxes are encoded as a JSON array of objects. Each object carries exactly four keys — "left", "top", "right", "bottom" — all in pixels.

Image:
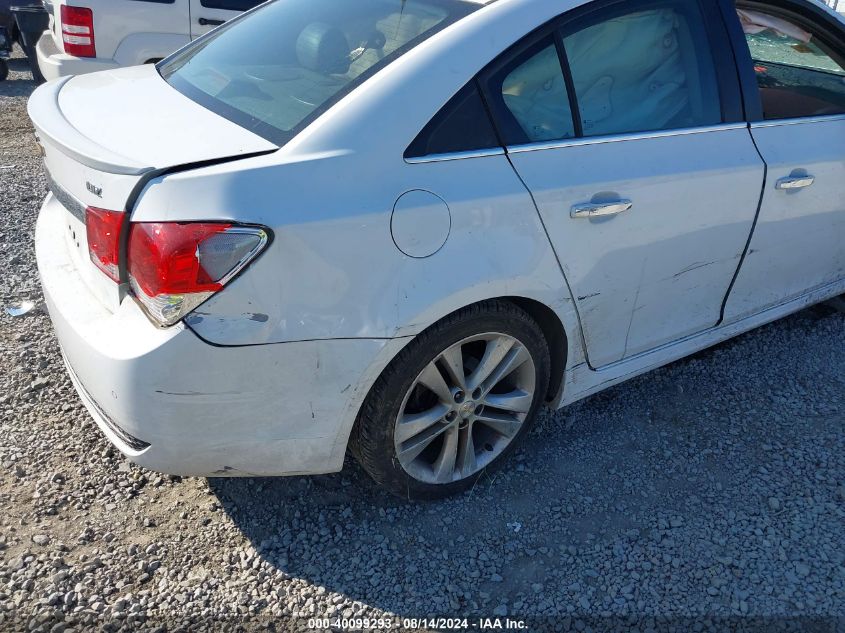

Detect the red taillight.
[
  {"left": 60, "top": 5, "right": 95, "bottom": 58},
  {"left": 128, "top": 223, "right": 229, "bottom": 297},
  {"left": 127, "top": 222, "right": 268, "bottom": 327},
  {"left": 86, "top": 207, "right": 125, "bottom": 283}
]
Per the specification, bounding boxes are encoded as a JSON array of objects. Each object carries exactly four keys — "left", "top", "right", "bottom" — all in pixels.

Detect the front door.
[
  {"left": 190, "top": 0, "right": 263, "bottom": 39},
  {"left": 482, "top": 0, "right": 765, "bottom": 367},
  {"left": 722, "top": 1, "right": 845, "bottom": 321}
]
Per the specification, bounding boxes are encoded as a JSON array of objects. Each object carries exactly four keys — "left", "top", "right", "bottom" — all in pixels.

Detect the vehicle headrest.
[{"left": 296, "top": 22, "right": 351, "bottom": 75}]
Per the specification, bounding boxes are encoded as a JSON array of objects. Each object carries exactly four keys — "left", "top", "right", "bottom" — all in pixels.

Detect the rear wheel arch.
[
  {"left": 500, "top": 296, "right": 567, "bottom": 402},
  {"left": 345, "top": 295, "right": 569, "bottom": 457},
  {"left": 349, "top": 298, "right": 554, "bottom": 497},
  {"left": 391, "top": 295, "right": 568, "bottom": 403}
]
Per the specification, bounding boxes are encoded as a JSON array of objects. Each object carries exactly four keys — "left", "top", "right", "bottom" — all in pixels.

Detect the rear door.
[
  {"left": 189, "top": 0, "right": 263, "bottom": 38},
  {"left": 721, "top": 0, "right": 845, "bottom": 321},
  {"left": 482, "top": 0, "right": 766, "bottom": 368}
]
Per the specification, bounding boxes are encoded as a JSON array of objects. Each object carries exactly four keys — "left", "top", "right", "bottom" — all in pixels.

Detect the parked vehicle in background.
[
  {"left": 0, "top": 0, "right": 17, "bottom": 40},
  {"left": 29, "top": 0, "right": 845, "bottom": 499},
  {"left": 11, "top": 4, "right": 49, "bottom": 82},
  {"left": 35, "top": 0, "right": 264, "bottom": 81},
  {"left": 0, "top": 24, "right": 10, "bottom": 81}
]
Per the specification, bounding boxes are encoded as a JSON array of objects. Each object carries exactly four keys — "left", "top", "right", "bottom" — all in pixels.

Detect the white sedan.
[{"left": 30, "top": 0, "right": 844, "bottom": 498}]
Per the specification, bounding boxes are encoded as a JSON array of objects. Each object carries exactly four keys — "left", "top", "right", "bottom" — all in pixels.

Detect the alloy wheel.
[{"left": 393, "top": 332, "right": 537, "bottom": 484}]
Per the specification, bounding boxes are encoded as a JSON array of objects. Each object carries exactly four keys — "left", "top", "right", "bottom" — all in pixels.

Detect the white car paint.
[
  {"left": 506, "top": 126, "right": 766, "bottom": 367},
  {"left": 723, "top": 115, "right": 845, "bottom": 319},
  {"left": 37, "top": 193, "right": 410, "bottom": 476},
  {"left": 30, "top": 68, "right": 276, "bottom": 322},
  {"left": 189, "top": 0, "right": 247, "bottom": 38},
  {"left": 41, "top": 66, "right": 276, "bottom": 172},
  {"left": 30, "top": 0, "right": 845, "bottom": 478},
  {"left": 35, "top": 0, "right": 252, "bottom": 81}
]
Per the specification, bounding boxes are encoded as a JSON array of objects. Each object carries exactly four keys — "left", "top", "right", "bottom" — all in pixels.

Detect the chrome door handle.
[
  {"left": 570, "top": 200, "right": 633, "bottom": 219},
  {"left": 776, "top": 175, "right": 815, "bottom": 190}
]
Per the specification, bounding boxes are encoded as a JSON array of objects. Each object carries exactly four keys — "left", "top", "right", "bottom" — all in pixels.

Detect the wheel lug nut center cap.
[{"left": 459, "top": 401, "right": 475, "bottom": 417}]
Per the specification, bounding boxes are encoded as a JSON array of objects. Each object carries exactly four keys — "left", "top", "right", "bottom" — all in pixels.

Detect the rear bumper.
[
  {"left": 36, "top": 193, "right": 404, "bottom": 476},
  {"left": 36, "top": 31, "right": 118, "bottom": 81}
]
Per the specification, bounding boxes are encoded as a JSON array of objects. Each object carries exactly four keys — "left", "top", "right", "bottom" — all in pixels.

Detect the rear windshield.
[{"left": 160, "top": 0, "right": 479, "bottom": 145}]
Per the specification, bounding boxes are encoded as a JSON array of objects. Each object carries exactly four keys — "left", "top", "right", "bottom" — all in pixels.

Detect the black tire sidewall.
[
  {"left": 355, "top": 302, "right": 551, "bottom": 500},
  {"left": 21, "top": 43, "right": 44, "bottom": 84}
]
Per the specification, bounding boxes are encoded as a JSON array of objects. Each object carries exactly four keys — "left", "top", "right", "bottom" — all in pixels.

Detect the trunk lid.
[
  {"left": 28, "top": 64, "right": 277, "bottom": 312},
  {"left": 30, "top": 64, "right": 277, "bottom": 175}
]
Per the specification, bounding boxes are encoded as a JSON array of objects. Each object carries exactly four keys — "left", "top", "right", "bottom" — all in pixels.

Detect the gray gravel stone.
[{"left": 0, "top": 44, "right": 844, "bottom": 632}]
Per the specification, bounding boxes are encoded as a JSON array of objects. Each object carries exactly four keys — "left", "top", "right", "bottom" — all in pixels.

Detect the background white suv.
[{"left": 36, "top": 0, "right": 262, "bottom": 81}]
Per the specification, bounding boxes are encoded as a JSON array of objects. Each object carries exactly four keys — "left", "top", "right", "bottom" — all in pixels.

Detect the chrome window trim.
[
  {"left": 405, "top": 147, "right": 506, "bottom": 164},
  {"left": 506, "top": 123, "right": 749, "bottom": 154},
  {"left": 750, "top": 113, "right": 845, "bottom": 128}
]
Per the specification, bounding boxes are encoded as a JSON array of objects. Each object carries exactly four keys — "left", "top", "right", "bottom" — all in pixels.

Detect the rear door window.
[
  {"left": 561, "top": 5, "right": 723, "bottom": 137},
  {"left": 482, "top": 37, "right": 576, "bottom": 145},
  {"left": 482, "top": 0, "right": 724, "bottom": 146}
]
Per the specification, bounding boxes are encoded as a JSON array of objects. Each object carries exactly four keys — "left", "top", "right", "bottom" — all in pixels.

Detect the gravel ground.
[{"left": 1, "top": 47, "right": 844, "bottom": 632}]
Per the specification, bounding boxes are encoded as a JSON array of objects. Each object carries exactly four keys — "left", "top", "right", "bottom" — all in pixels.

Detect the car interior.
[
  {"left": 492, "top": 3, "right": 845, "bottom": 144},
  {"left": 497, "top": 7, "right": 721, "bottom": 143},
  {"left": 171, "top": 0, "right": 451, "bottom": 134},
  {"left": 501, "top": 44, "right": 576, "bottom": 142},
  {"left": 737, "top": 4, "right": 845, "bottom": 119},
  {"left": 171, "top": 0, "right": 845, "bottom": 143}
]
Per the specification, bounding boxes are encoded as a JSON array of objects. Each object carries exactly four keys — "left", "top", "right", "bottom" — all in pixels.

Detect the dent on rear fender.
[
  {"left": 184, "top": 311, "right": 274, "bottom": 343},
  {"left": 140, "top": 140, "right": 577, "bottom": 346}
]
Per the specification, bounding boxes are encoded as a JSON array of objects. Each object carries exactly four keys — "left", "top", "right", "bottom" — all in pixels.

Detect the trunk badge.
[{"left": 86, "top": 182, "right": 103, "bottom": 198}]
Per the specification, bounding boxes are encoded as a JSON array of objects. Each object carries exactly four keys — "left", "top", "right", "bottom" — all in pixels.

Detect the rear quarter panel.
[
  {"left": 130, "top": 0, "right": 586, "bottom": 370},
  {"left": 134, "top": 149, "right": 578, "bottom": 345}
]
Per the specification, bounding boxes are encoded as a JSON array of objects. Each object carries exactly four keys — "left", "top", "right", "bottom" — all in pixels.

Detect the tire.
[
  {"left": 352, "top": 300, "right": 551, "bottom": 500},
  {"left": 21, "top": 42, "right": 45, "bottom": 84},
  {"left": 0, "top": 59, "right": 8, "bottom": 83},
  {"left": 824, "top": 295, "right": 845, "bottom": 313}
]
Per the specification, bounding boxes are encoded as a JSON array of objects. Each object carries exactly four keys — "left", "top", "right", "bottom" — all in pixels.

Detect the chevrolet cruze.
[{"left": 31, "top": 0, "right": 845, "bottom": 498}]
